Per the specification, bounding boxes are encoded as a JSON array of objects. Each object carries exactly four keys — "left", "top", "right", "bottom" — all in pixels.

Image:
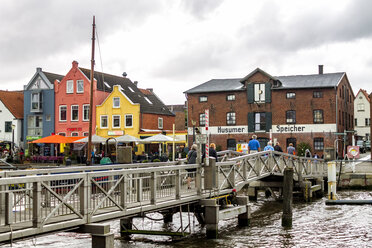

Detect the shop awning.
[{"left": 30, "top": 135, "right": 84, "bottom": 144}]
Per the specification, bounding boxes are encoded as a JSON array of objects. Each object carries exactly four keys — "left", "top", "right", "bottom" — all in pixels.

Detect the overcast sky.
[{"left": 1, "top": 0, "right": 372, "bottom": 104}]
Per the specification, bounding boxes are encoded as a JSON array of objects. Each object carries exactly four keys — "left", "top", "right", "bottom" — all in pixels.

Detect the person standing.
[
  {"left": 186, "top": 144, "right": 198, "bottom": 189},
  {"left": 287, "top": 143, "right": 296, "bottom": 155},
  {"left": 202, "top": 143, "right": 218, "bottom": 162},
  {"left": 264, "top": 141, "right": 274, "bottom": 151},
  {"left": 274, "top": 142, "right": 283, "bottom": 153},
  {"left": 248, "top": 135, "right": 260, "bottom": 154}
]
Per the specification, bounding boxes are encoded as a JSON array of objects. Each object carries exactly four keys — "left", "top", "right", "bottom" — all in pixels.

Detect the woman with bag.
[{"left": 186, "top": 144, "right": 198, "bottom": 189}]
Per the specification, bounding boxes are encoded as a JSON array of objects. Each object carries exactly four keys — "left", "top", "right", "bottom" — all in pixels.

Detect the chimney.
[
  {"left": 36, "top": 67, "right": 42, "bottom": 72},
  {"left": 318, "top": 65, "right": 323, "bottom": 74},
  {"left": 122, "top": 72, "right": 127, "bottom": 78},
  {"left": 134, "top": 81, "right": 138, "bottom": 87}
]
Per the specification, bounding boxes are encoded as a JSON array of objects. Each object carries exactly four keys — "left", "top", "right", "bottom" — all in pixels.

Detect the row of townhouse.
[
  {"left": 0, "top": 61, "right": 187, "bottom": 156},
  {"left": 184, "top": 66, "right": 363, "bottom": 157}
]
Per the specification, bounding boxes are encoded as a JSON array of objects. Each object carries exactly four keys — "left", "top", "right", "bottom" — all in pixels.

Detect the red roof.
[
  {"left": 0, "top": 90, "right": 24, "bottom": 119},
  {"left": 357, "top": 89, "right": 370, "bottom": 103}
]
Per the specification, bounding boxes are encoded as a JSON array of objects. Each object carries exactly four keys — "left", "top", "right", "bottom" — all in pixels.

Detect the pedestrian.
[
  {"left": 202, "top": 143, "right": 218, "bottom": 162},
  {"left": 287, "top": 143, "right": 295, "bottom": 155},
  {"left": 186, "top": 144, "right": 198, "bottom": 189},
  {"left": 274, "top": 142, "right": 283, "bottom": 154},
  {"left": 264, "top": 141, "right": 274, "bottom": 151},
  {"left": 248, "top": 135, "right": 260, "bottom": 154}
]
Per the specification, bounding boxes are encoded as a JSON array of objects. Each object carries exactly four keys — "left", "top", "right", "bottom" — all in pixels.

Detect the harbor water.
[{"left": 2, "top": 190, "right": 372, "bottom": 247}]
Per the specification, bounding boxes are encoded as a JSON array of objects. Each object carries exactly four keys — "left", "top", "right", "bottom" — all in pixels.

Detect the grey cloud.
[
  {"left": 180, "top": 0, "right": 223, "bottom": 19},
  {"left": 0, "top": 0, "right": 162, "bottom": 71},
  {"left": 239, "top": 0, "right": 372, "bottom": 53}
]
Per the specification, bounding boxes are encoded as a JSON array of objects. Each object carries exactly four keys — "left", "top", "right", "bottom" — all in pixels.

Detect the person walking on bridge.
[
  {"left": 248, "top": 135, "right": 260, "bottom": 154},
  {"left": 287, "top": 143, "right": 296, "bottom": 155}
]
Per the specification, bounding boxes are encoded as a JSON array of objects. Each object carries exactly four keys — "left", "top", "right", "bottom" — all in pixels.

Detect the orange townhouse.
[{"left": 54, "top": 61, "right": 110, "bottom": 137}]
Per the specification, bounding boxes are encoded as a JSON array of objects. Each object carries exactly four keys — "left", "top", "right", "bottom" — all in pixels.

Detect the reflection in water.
[{"left": 3, "top": 190, "right": 372, "bottom": 248}]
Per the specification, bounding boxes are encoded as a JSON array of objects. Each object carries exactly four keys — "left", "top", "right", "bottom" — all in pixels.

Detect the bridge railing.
[{"left": 0, "top": 151, "right": 326, "bottom": 241}]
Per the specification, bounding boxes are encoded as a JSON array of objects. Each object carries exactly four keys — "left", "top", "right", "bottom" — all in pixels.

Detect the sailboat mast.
[{"left": 87, "top": 15, "right": 96, "bottom": 165}]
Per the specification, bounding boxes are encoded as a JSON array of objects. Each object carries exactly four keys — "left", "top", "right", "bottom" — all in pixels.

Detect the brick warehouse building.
[{"left": 184, "top": 66, "right": 354, "bottom": 157}]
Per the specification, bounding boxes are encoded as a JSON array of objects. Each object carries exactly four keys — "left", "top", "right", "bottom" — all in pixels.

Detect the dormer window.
[
  {"left": 144, "top": 97, "right": 153, "bottom": 104},
  {"left": 254, "top": 83, "right": 265, "bottom": 102},
  {"left": 31, "top": 92, "right": 43, "bottom": 112}
]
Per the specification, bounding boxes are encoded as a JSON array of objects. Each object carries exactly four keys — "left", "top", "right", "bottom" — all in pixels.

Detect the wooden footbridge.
[{"left": 0, "top": 151, "right": 326, "bottom": 245}]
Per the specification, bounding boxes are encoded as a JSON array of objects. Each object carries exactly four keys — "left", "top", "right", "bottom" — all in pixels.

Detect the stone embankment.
[{"left": 338, "top": 153, "right": 372, "bottom": 189}]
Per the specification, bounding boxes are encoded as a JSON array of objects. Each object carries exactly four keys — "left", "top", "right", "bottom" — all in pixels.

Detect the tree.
[{"left": 296, "top": 142, "right": 311, "bottom": 157}]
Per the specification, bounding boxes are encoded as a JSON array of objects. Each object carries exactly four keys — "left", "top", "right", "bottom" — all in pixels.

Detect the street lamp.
[
  {"left": 11, "top": 124, "right": 15, "bottom": 158},
  {"left": 191, "top": 120, "right": 196, "bottom": 143}
]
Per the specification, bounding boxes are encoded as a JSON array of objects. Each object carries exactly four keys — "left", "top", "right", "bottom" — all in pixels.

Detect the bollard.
[
  {"left": 282, "top": 167, "right": 293, "bottom": 228},
  {"left": 327, "top": 161, "right": 337, "bottom": 200}
]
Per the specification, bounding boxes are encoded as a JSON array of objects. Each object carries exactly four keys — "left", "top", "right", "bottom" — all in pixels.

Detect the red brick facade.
[
  {"left": 186, "top": 68, "right": 355, "bottom": 157},
  {"left": 141, "top": 113, "right": 175, "bottom": 131}
]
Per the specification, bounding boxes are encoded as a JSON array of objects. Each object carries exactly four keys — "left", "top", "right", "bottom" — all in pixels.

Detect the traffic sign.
[{"left": 195, "top": 134, "right": 207, "bottom": 144}]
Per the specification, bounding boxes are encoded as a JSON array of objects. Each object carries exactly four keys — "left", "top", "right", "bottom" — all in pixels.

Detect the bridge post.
[
  {"left": 204, "top": 199, "right": 219, "bottom": 239},
  {"left": 282, "top": 167, "right": 293, "bottom": 228},
  {"left": 0, "top": 185, "right": 5, "bottom": 214},
  {"left": 5, "top": 192, "right": 13, "bottom": 225},
  {"left": 33, "top": 182, "right": 42, "bottom": 228},
  {"left": 303, "top": 181, "right": 312, "bottom": 202},
  {"left": 204, "top": 158, "right": 216, "bottom": 190},
  {"left": 80, "top": 174, "right": 90, "bottom": 223},
  {"left": 175, "top": 169, "right": 181, "bottom": 200},
  {"left": 137, "top": 178, "right": 143, "bottom": 202},
  {"left": 120, "top": 217, "right": 133, "bottom": 240},
  {"left": 150, "top": 172, "right": 156, "bottom": 205},
  {"left": 80, "top": 224, "right": 114, "bottom": 248},
  {"left": 120, "top": 174, "right": 127, "bottom": 210},
  {"left": 195, "top": 167, "right": 202, "bottom": 195},
  {"left": 236, "top": 196, "right": 250, "bottom": 226}
]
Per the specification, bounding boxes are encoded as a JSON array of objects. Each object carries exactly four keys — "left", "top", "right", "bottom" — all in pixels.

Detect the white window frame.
[
  {"left": 227, "top": 94, "right": 235, "bottom": 101},
  {"left": 59, "top": 105, "right": 67, "bottom": 122},
  {"left": 199, "top": 96, "right": 208, "bottom": 102},
  {"left": 158, "top": 117, "right": 163, "bottom": 129},
  {"left": 100, "top": 115, "right": 108, "bottom": 128},
  {"left": 76, "top": 80, "right": 84, "bottom": 93},
  {"left": 113, "top": 97, "right": 120, "bottom": 108},
  {"left": 254, "top": 83, "right": 266, "bottom": 102},
  {"left": 357, "top": 103, "right": 365, "bottom": 111},
  {"left": 112, "top": 115, "right": 121, "bottom": 128},
  {"left": 125, "top": 114, "right": 133, "bottom": 128},
  {"left": 71, "top": 105, "right": 79, "bottom": 122},
  {"left": 31, "top": 92, "right": 42, "bottom": 112},
  {"left": 83, "top": 104, "right": 90, "bottom": 121},
  {"left": 66, "top": 80, "right": 74, "bottom": 93}
]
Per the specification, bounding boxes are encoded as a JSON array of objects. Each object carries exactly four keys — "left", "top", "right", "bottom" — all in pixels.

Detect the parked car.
[
  {"left": 366, "top": 140, "right": 371, "bottom": 151},
  {"left": 357, "top": 140, "right": 366, "bottom": 153}
]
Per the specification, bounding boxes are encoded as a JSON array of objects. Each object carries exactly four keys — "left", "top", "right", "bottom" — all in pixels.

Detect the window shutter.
[
  {"left": 248, "top": 112, "right": 254, "bottom": 132},
  {"left": 247, "top": 83, "right": 254, "bottom": 103},
  {"left": 265, "top": 112, "right": 272, "bottom": 132},
  {"left": 265, "top": 82, "right": 271, "bottom": 103}
]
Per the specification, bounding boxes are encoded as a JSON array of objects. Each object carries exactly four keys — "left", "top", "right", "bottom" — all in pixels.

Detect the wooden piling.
[
  {"left": 120, "top": 217, "right": 133, "bottom": 240},
  {"left": 282, "top": 167, "right": 293, "bottom": 228}
]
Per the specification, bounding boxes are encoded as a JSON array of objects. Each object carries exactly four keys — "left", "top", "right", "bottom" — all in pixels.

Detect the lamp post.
[
  {"left": 11, "top": 124, "right": 15, "bottom": 158},
  {"left": 191, "top": 120, "right": 196, "bottom": 143}
]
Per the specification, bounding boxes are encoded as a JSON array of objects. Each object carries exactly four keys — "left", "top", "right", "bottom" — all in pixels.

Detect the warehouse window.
[
  {"left": 199, "top": 96, "right": 208, "bottom": 102},
  {"left": 226, "top": 112, "right": 236, "bottom": 125},
  {"left": 255, "top": 112, "right": 266, "bottom": 131},
  {"left": 286, "top": 110, "right": 296, "bottom": 124},
  {"left": 313, "top": 110, "right": 324, "bottom": 123},
  {"left": 314, "top": 138, "right": 324, "bottom": 151},
  {"left": 286, "top": 92, "right": 296, "bottom": 99}
]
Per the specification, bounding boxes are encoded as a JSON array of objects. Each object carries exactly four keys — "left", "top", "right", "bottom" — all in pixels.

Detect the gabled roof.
[
  {"left": 240, "top": 68, "right": 276, "bottom": 83},
  {"left": 24, "top": 68, "right": 64, "bottom": 90},
  {"left": 185, "top": 70, "right": 346, "bottom": 94},
  {"left": 0, "top": 90, "right": 24, "bottom": 119},
  {"left": 184, "top": 78, "right": 244, "bottom": 94},
  {"left": 275, "top": 72, "right": 345, "bottom": 89},
  {"left": 79, "top": 68, "right": 174, "bottom": 116},
  {"left": 356, "top": 89, "right": 371, "bottom": 103}
]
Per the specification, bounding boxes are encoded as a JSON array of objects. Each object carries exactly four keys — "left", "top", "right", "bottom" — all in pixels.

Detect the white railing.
[{"left": 0, "top": 151, "right": 326, "bottom": 242}]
